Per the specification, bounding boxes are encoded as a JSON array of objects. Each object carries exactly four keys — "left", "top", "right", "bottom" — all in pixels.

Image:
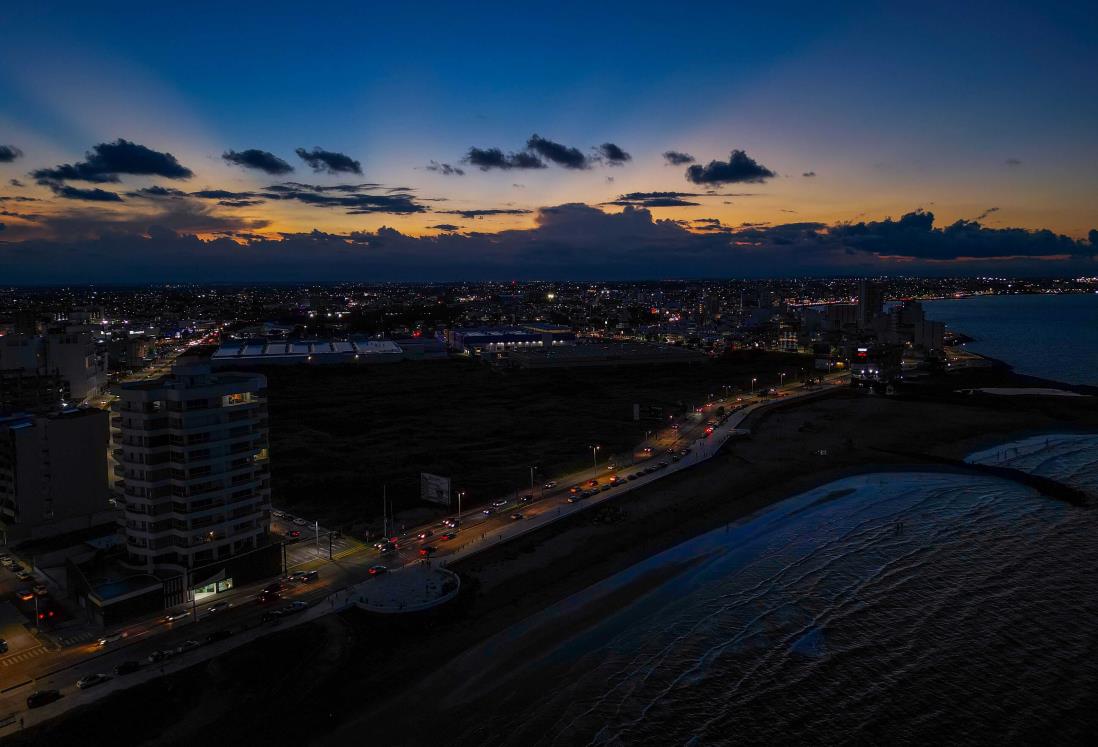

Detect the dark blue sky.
[{"left": 1, "top": 1, "right": 1096, "bottom": 280}]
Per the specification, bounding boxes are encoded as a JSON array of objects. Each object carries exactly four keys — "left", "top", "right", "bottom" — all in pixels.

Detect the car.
[
  {"left": 441, "top": 532, "right": 457, "bottom": 540},
  {"left": 10, "top": 563, "right": 24, "bottom": 573},
  {"left": 567, "top": 494, "right": 582, "bottom": 503},
  {"left": 261, "top": 610, "right": 283, "bottom": 623},
  {"left": 147, "top": 649, "right": 174, "bottom": 663},
  {"left": 0, "top": 638, "right": 7, "bottom": 653},
  {"left": 491, "top": 499, "right": 508, "bottom": 508},
  {"left": 443, "top": 518, "right": 460, "bottom": 528},
  {"left": 586, "top": 479, "right": 599, "bottom": 488},
  {"left": 114, "top": 660, "right": 141, "bottom": 675},
  {"left": 206, "top": 601, "right": 232, "bottom": 616},
  {"left": 286, "top": 570, "right": 308, "bottom": 583},
  {"left": 627, "top": 474, "right": 638, "bottom": 481},
  {"left": 519, "top": 494, "right": 533, "bottom": 504},
  {"left": 163, "top": 608, "right": 189, "bottom": 623},
  {"left": 264, "top": 582, "right": 284, "bottom": 593},
  {"left": 658, "top": 461, "right": 668, "bottom": 468},
  {"left": 600, "top": 484, "right": 612, "bottom": 492},
  {"left": 671, "top": 455, "right": 681, "bottom": 462},
  {"left": 300, "top": 570, "right": 319, "bottom": 583},
  {"left": 283, "top": 601, "right": 308, "bottom": 614},
  {"left": 0, "top": 554, "right": 11, "bottom": 566},
  {"left": 288, "top": 530, "right": 301, "bottom": 538},
  {"left": 642, "top": 447, "right": 652, "bottom": 454},
  {"left": 368, "top": 565, "right": 387, "bottom": 576},
  {"left": 481, "top": 508, "right": 494, "bottom": 516},
  {"left": 16, "top": 571, "right": 32, "bottom": 582},
  {"left": 17, "top": 588, "right": 35, "bottom": 601},
  {"left": 569, "top": 485, "right": 582, "bottom": 494},
  {"left": 26, "top": 689, "right": 62, "bottom": 708},
  {"left": 273, "top": 510, "right": 286, "bottom": 519},
  {"left": 257, "top": 590, "right": 281, "bottom": 604},
  {"left": 543, "top": 481, "right": 556, "bottom": 489},
  {"left": 206, "top": 628, "right": 234, "bottom": 643},
  {"left": 378, "top": 542, "right": 397, "bottom": 555},
  {"left": 293, "top": 518, "right": 308, "bottom": 526},
  {"left": 417, "top": 530, "right": 433, "bottom": 540},
  {"left": 175, "top": 640, "right": 200, "bottom": 654},
  {"left": 510, "top": 513, "right": 524, "bottom": 520},
  {"left": 97, "top": 631, "right": 127, "bottom": 647},
  {"left": 419, "top": 545, "right": 436, "bottom": 557},
  {"left": 77, "top": 673, "right": 112, "bottom": 689}
]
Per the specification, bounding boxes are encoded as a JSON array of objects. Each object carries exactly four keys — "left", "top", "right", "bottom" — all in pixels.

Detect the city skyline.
[{"left": 2, "top": 2, "right": 1097, "bottom": 281}]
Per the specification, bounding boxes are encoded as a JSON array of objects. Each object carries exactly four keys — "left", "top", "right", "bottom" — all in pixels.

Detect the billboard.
[{"left": 420, "top": 473, "right": 452, "bottom": 507}]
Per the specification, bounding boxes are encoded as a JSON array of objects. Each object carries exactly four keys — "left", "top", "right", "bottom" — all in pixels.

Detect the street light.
[
  {"left": 751, "top": 377, "right": 757, "bottom": 393},
  {"left": 457, "top": 491, "right": 465, "bottom": 530},
  {"left": 780, "top": 372, "right": 786, "bottom": 387},
  {"left": 591, "top": 445, "right": 600, "bottom": 480}
]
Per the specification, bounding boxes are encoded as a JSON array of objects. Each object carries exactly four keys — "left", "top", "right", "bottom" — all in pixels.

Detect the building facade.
[
  {"left": 0, "top": 408, "right": 113, "bottom": 545},
  {"left": 111, "top": 362, "right": 272, "bottom": 598}
]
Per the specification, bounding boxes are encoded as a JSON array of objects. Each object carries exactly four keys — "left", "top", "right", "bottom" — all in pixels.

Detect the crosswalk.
[
  {"left": 0, "top": 645, "right": 44, "bottom": 667},
  {"left": 53, "top": 630, "right": 97, "bottom": 647}
]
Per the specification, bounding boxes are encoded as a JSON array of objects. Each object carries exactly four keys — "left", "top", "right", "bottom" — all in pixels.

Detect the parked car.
[
  {"left": 206, "top": 628, "right": 234, "bottom": 643},
  {"left": 491, "top": 499, "right": 508, "bottom": 508},
  {"left": 368, "top": 565, "right": 387, "bottom": 576},
  {"left": 147, "top": 649, "right": 174, "bottom": 663},
  {"left": 261, "top": 610, "right": 283, "bottom": 623},
  {"left": 288, "top": 530, "right": 301, "bottom": 538},
  {"left": 519, "top": 494, "right": 533, "bottom": 504},
  {"left": 16, "top": 571, "right": 32, "bottom": 582},
  {"left": 293, "top": 518, "right": 308, "bottom": 526},
  {"left": 419, "top": 546, "right": 436, "bottom": 557},
  {"left": 283, "top": 601, "right": 308, "bottom": 614},
  {"left": 175, "top": 640, "right": 200, "bottom": 654},
  {"left": 0, "top": 638, "right": 7, "bottom": 653},
  {"left": 26, "top": 689, "right": 62, "bottom": 708},
  {"left": 76, "top": 673, "right": 111, "bottom": 689},
  {"left": 300, "top": 570, "right": 319, "bottom": 583},
  {"left": 10, "top": 563, "right": 24, "bottom": 573},
  {"left": 441, "top": 532, "right": 457, "bottom": 540},
  {"left": 114, "top": 660, "right": 141, "bottom": 675}
]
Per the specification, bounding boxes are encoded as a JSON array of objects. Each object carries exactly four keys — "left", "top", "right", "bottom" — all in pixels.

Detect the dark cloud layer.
[
  {"left": 222, "top": 149, "right": 294, "bottom": 175},
  {"left": 2, "top": 201, "right": 1094, "bottom": 282},
  {"left": 595, "top": 143, "right": 631, "bottom": 166},
  {"left": 662, "top": 150, "right": 695, "bottom": 165},
  {"left": 0, "top": 145, "right": 23, "bottom": 163},
  {"left": 426, "top": 161, "right": 465, "bottom": 176},
  {"left": 436, "top": 208, "right": 532, "bottom": 219},
  {"left": 54, "top": 185, "right": 124, "bottom": 202},
  {"left": 833, "top": 210, "right": 1091, "bottom": 261},
  {"left": 295, "top": 147, "right": 363, "bottom": 175},
  {"left": 465, "top": 147, "right": 546, "bottom": 171},
  {"left": 261, "top": 182, "right": 425, "bottom": 214},
  {"left": 527, "top": 134, "right": 589, "bottom": 169},
  {"left": 686, "top": 149, "right": 776, "bottom": 185},
  {"left": 429, "top": 223, "right": 461, "bottom": 232}
]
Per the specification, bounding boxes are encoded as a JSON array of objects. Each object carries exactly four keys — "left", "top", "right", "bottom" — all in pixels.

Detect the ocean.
[
  {"left": 405, "top": 434, "right": 1098, "bottom": 745},
  {"left": 921, "top": 293, "right": 1098, "bottom": 387}
]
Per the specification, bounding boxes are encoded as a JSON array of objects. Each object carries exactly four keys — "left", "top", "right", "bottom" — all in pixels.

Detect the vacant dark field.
[{"left": 258, "top": 350, "right": 811, "bottom": 526}]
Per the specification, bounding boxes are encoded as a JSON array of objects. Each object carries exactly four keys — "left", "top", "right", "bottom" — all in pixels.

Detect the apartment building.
[{"left": 111, "top": 361, "right": 275, "bottom": 603}]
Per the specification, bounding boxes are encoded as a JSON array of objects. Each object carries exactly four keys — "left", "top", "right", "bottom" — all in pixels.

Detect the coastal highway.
[{"left": 0, "top": 374, "right": 845, "bottom": 728}]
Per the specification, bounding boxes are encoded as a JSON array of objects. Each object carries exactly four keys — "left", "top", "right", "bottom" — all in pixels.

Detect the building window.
[{"left": 222, "top": 393, "right": 251, "bottom": 407}]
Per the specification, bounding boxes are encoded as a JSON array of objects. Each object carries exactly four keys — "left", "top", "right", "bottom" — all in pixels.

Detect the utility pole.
[
  {"left": 315, "top": 520, "right": 320, "bottom": 558},
  {"left": 529, "top": 466, "right": 534, "bottom": 496}
]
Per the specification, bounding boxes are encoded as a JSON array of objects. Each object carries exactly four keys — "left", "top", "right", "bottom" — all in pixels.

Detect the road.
[{"left": 0, "top": 372, "right": 846, "bottom": 728}]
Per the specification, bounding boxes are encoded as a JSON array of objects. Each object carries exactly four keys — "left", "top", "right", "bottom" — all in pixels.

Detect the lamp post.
[
  {"left": 591, "top": 445, "right": 600, "bottom": 480},
  {"left": 751, "top": 377, "right": 757, "bottom": 393},
  {"left": 529, "top": 466, "right": 535, "bottom": 496},
  {"left": 457, "top": 491, "right": 464, "bottom": 529},
  {"left": 780, "top": 372, "right": 786, "bottom": 388}
]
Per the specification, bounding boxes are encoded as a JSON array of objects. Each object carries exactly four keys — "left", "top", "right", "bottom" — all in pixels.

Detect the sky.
[{"left": 1, "top": 0, "right": 1096, "bottom": 282}]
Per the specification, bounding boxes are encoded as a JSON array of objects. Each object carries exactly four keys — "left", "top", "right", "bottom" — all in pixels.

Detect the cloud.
[
  {"left": 686, "top": 149, "right": 776, "bottom": 185},
  {"left": 832, "top": 209, "right": 1090, "bottom": 260},
  {"left": 526, "top": 134, "right": 589, "bottom": 169},
  {"left": 190, "top": 189, "right": 263, "bottom": 200},
  {"left": 218, "top": 199, "right": 263, "bottom": 207},
  {"left": 595, "top": 143, "right": 631, "bottom": 166},
  {"left": 429, "top": 224, "right": 462, "bottom": 232},
  {"left": 426, "top": 161, "right": 465, "bottom": 176},
  {"left": 0, "top": 145, "right": 23, "bottom": 163},
  {"left": 1005, "top": 158, "right": 1022, "bottom": 167},
  {"left": 464, "top": 147, "right": 546, "bottom": 171},
  {"left": 32, "top": 139, "right": 192, "bottom": 184},
  {"left": 127, "top": 185, "right": 188, "bottom": 199},
  {"left": 436, "top": 208, "right": 532, "bottom": 219},
  {"left": 295, "top": 147, "right": 363, "bottom": 175},
  {"left": 261, "top": 182, "right": 425, "bottom": 214},
  {"left": 222, "top": 149, "right": 294, "bottom": 175},
  {"left": 53, "top": 185, "right": 124, "bottom": 202},
  {"left": 974, "top": 206, "right": 999, "bottom": 221},
  {"left": 802, "top": 171, "right": 816, "bottom": 177},
  {"left": 603, "top": 190, "right": 715, "bottom": 208},
  {"left": 662, "top": 150, "right": 695, "bottom": 165}
]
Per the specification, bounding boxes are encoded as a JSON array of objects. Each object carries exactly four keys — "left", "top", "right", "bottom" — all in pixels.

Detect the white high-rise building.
[{"left": 111, "top": 361, "right": 271, "bottom": 583}]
